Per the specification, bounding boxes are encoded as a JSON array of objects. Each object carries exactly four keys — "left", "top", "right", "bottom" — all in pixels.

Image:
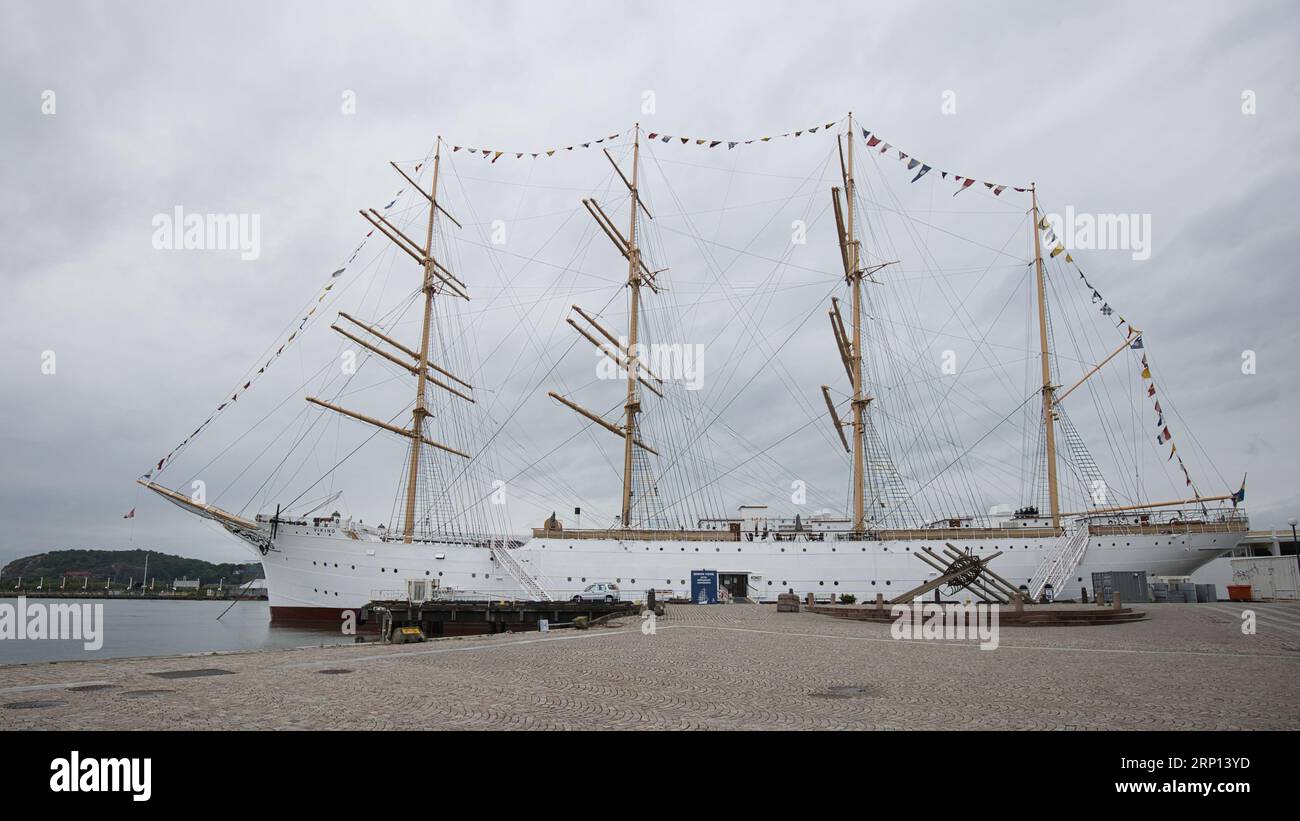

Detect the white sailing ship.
[{"left": 141, "top": 116, "right": 1248, "bottom": 620}]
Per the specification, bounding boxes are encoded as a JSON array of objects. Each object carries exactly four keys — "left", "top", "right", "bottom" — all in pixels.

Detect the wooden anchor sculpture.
[{"left": 889, "top": 543, "right": 1027, "bottom": 605}]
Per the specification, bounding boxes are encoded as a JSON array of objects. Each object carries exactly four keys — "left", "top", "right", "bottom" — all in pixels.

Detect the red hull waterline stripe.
[{"left": 270, "top": 605, "right": 360, "bottom": 624}]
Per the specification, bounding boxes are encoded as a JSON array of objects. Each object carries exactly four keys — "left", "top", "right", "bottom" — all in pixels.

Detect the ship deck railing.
[
  {"left": 532, "top": 527, "right": 737, "bottom": 541},
  {"left": 1074, "top": 507, "right": 1248, "bottom": 536}
]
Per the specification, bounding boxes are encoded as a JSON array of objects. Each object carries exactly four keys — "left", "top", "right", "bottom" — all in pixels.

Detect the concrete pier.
[{"left": 1, "top": 602, "right": 1297, "bottom": 730}]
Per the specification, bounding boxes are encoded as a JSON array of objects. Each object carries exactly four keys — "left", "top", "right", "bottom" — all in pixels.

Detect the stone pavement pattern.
[{"left": 1, "top": 602, "right": 1298, "bottom": 730}]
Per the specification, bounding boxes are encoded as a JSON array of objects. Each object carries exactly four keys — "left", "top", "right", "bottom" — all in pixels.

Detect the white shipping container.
[{"left": 1229, "top": 556, "right": 1300, "bottom": 601}]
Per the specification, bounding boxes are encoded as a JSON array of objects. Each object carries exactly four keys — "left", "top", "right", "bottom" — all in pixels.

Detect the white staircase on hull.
[
  {"left": 490, "top": 544, "right": 552, "bottom": 601},
  {"left": 1028, "top": 524, "right": 1090, "bottom": 601}
]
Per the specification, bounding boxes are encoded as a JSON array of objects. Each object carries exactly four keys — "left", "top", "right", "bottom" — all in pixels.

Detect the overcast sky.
[{"left": 1, "top": 0, "right": 1296, "bottom": 569}]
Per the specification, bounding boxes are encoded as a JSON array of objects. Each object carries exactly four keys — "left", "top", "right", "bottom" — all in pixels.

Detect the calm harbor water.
[{"left": 0, "top": 598, "right": 354, "bottom": 666}]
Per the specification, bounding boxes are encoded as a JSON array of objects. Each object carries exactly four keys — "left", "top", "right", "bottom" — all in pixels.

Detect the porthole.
[{"left": 819, "top": 581, "right": 824, "bottom": 586}]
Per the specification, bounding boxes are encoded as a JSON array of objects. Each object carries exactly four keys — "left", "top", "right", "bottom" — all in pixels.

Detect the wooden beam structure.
[
  {"left": 305, "top": 396, "right": 469, "bottom": 459},
  {"left": 329, "top": 324, "right": 474, "bottom": 403},
  {"left": 1063, "top": 494, "right": 1233, "bottom": 518},
  {"left": 1030, "top": 185, "right": 1061, "bottom": 530},
  {"left": 842, "top": 116, "right": 868, "bottom": 534},
  {"left": 827, "top": 297, "right": 854, "bottom": 383},
  {"left": 558, "top": 126, "right": 661, "bottom": 527},
  {"left": 565, "top": 317, "right": 663, "bottom": 398},
  {"left": 1054, "top": 333, "right": 1138, "bottom": 407},
  {"left": 336, "top": 311, "right": 473, "bottom": 390},
  {"left": 582, "top": 196, "right": 657, "bottom": 286},
  {"left": 547, "top": 391, "right": 658, "bottom": 455},
  {"left": 821, "top": 385, "right": 850, "bottom": 453},
  {"left": 618, "top": 126, "right": 645, "bottom": 527},
  {"left": 571, "top": 304, "right": 664, "bottom": 384}
]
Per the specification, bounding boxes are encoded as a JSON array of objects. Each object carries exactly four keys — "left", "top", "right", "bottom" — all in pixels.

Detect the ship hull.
[{"left": 249, "top": 520, "right": 1242, "bottom": 623}]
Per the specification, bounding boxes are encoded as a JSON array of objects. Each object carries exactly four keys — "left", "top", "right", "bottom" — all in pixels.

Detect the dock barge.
[{"left": 362, "top": 598, "right": 640, "bottom": 638}]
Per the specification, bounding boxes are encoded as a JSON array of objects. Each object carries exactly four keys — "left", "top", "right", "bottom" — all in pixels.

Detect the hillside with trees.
[{"left": 0, "top": 549, "right": 262, "bottom": 585}]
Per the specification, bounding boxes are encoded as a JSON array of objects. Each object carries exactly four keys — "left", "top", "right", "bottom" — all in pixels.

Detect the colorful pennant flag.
[
  {"left": 144, "top": 169, "right": 417, "bottom": 479},
  {"left": 447, "top": 131, "right": 625, "bottom": 162}
]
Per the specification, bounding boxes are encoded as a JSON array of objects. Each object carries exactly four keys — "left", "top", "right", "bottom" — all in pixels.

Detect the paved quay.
[{"left": 2, "top": 602, "right": 1298, "bottom": 730}]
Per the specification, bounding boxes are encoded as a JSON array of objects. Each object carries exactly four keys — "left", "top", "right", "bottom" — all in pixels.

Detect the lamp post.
[{"left": 1288, "top": 517, "right": 1297, "bottom": 562}]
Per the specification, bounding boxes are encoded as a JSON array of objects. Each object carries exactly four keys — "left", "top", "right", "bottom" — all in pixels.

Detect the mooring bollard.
[
  {"left": 875, "top": 593, "right": 885, "bottom": 611},
  {"left": 806, "top": 592, "right": 815, "bottom": 608}
]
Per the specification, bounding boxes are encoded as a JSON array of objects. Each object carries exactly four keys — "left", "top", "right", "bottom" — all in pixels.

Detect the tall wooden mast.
[
  {"left": 304, "top": 139, "right": 474, "bottom": 543},
  {"left": 619, "top": 125, "right": 643, "bottom": 527},
  {"left": 825, "top": 116, "right": 895, "bottom": 532},
  {"left": 845, "top": 114, "right": 867, "bottom": 534},
  {"left": 1030, "top": 184, "right": 1061, "bottom": 530},
  {"left": 552, "top": 125, "right": 662, "bottom": 529},
  {"left": 400, "top": 139, "right": 445, "bottom": 542}
]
